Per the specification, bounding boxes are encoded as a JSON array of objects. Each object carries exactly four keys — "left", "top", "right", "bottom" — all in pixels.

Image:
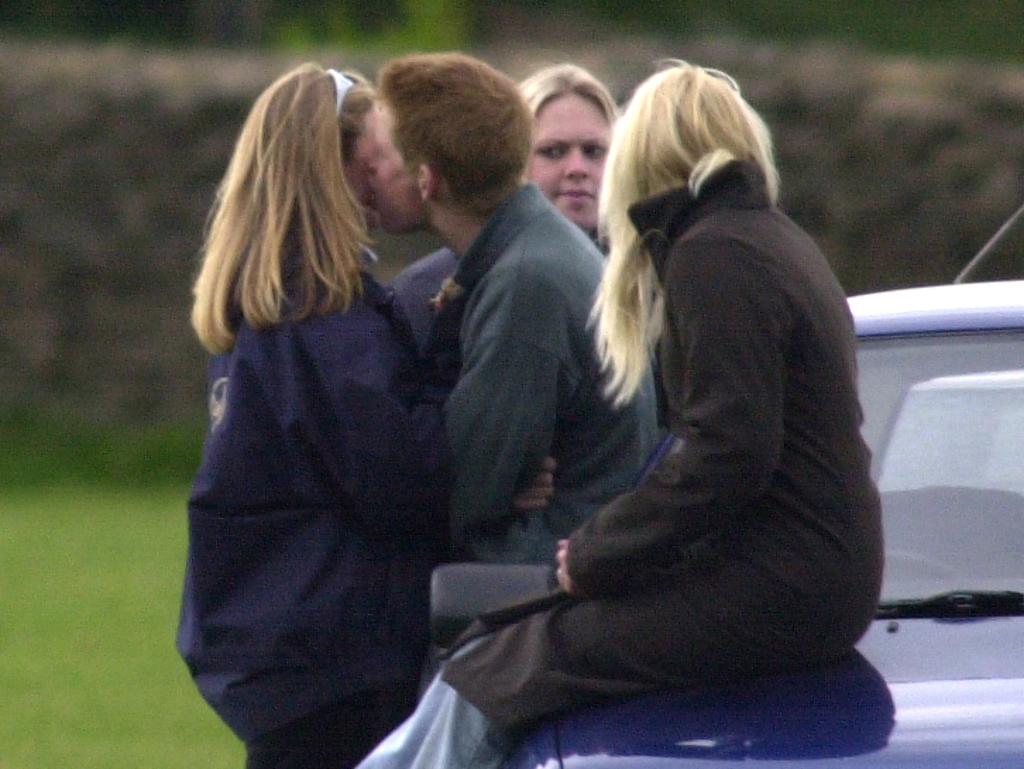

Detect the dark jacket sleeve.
[
  {"left": 568, "top": 235, "right": 791, "bottom": 596},
  {"left": 286, "top": 313, "right": 450, "bottom": 540},
  {"left": 445, "top": 333, "right": 560, "bottom": 544}
]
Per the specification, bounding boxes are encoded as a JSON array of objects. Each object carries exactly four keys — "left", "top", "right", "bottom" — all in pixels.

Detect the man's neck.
[{"left": 428, "top": 203, "right": 488, "bottom": 257}]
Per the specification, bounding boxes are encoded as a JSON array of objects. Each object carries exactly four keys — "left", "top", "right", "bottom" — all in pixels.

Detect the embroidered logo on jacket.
[{"left": 209, "top": 377, "right": 228, "bottom": 431}]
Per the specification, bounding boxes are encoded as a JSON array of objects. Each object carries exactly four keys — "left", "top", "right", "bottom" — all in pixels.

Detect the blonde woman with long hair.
[
  {"left": 352, "top": 60, "right": 882, "bottom": 769},
  {"left": 519, "top": 63, "right": 618, "bottom": 242},
  {"left": 177, "top": 63, "right": 449, "bottom": 769}
]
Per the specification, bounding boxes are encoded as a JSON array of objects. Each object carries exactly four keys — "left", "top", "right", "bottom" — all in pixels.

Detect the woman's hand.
[
  {"left": 555, "top": 538, "right": 579, "bottom": 595},
  {"left": 512, "top": 456, "right": 557, "bottom": 511}
]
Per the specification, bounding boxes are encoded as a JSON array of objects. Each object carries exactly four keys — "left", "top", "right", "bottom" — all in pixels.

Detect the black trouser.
[{"left": 244, "top": 685, "right": 418, "bottom": 769}]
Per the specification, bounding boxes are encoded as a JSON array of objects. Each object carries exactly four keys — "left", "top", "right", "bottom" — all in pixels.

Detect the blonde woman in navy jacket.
[{"left": 176, "top": 64, "right": 449, "bottom": 769}]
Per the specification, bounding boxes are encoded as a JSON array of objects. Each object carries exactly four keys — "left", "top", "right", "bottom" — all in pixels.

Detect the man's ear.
[{"left": 417, "top": 163, "right": 439, "bottom": 202}]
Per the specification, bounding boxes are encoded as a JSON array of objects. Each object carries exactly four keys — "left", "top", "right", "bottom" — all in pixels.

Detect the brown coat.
[{"left": 442, "top": 162, "right": 883, "bottom": 733}]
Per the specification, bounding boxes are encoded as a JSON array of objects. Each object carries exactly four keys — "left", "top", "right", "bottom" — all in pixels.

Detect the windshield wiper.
[{"left": 877, "top": 590, "right": 1024, "bottom": 619}]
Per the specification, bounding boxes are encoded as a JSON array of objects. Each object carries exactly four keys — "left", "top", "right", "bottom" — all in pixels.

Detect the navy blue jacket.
[
  {"left": 390, "top": 247, "right": 458, "bottom": 352},
  {"left": 176, "top": 275, "right": 449, "bottom": 742}
]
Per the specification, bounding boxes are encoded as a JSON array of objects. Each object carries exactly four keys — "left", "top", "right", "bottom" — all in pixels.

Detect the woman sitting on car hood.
[{"left": 354, "top": 59, "right": 884, "bottom": 769}]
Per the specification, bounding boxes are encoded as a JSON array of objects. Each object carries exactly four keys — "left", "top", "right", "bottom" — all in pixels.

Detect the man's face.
[
  {"left": 359, "top": 104, "right": 426, "bottom": 234},
  {"left": 345, "top": 134, "right": 380, "bottom": 231}
]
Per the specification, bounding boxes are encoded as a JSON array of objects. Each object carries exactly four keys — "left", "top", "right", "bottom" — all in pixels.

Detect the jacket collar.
[
  {"left": 453, "top": 184, "right": 551, "bottom": 293},
  {"left": 360, "top": 269, "right": 391, "bottom": 308},
  {"left": 627, "top": 160, "right": 771, "bottom": 276}
]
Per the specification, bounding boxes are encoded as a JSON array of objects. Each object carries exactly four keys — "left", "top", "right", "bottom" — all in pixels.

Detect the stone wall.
[{"left": 2, "top": 38, "right": 1022, "bottom": 425}]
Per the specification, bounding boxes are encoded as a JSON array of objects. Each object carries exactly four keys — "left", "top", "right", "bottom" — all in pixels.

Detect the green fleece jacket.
[{"left": 445, "top": 184, "right": 659, "bottom": 563}]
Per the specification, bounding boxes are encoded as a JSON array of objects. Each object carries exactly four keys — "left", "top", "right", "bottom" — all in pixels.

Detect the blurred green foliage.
[
  {"left": 0, "top": 0, "right": 193, "bottom": 42},
  {"left": 563, "top": 0, "right": 1024, "bottom": 62},
  {"left": 1, "top": 0, "right": 1023, "bottom": 62},
  {"left": 275, "top": 0, "right": 472, "bottom": 50},
  {"left": 0, "top": 0, "right": 474, "bottom": 49}
]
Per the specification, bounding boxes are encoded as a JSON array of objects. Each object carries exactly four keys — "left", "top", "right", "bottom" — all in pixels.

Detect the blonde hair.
[
  {"left": 519, "top": 63, "right": 618, "bottom": 126},
  {"left": 191, "top": 63, "right": 373, "bottom": 354},
  {"left": 593, "top": 60, "right": 779, "bottom": 405}
]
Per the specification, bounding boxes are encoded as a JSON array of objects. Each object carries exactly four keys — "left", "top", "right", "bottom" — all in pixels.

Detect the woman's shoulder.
[
  {"left": 227, "top": 275, "right": 417, "bottom": 381},
  {"left": 249, "top": 299, "right": 408, "bottom": 367}
]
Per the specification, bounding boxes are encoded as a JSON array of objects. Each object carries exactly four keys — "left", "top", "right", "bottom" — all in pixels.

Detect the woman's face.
[
  {"left": 343, "top": 104, "right": 425, "bottom": 235},
  {"left": 526, "top": 92, "right": 611, "bottom": 234}
]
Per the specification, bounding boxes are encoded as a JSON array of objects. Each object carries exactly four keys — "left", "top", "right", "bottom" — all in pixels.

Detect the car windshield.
[{"left": 858, "top": 330, "right": 1024, "bottom": 602}]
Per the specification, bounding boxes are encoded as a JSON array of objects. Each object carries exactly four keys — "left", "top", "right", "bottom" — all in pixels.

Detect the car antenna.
[{"left": 953, "top": 199, "right": 1024, "bottom": 284}]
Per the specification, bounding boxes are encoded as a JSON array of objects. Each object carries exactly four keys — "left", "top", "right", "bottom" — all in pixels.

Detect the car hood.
[{"left": 505, "top": 616, "right": 1024, "bottom": 769}]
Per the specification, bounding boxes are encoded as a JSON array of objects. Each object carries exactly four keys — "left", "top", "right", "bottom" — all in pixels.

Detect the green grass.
[
  {"left": 0, "top": 485, "right": 242, "bottom": 769},
  {"left": 0, "top": 410, "right": 204, "bottom": 489}
]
